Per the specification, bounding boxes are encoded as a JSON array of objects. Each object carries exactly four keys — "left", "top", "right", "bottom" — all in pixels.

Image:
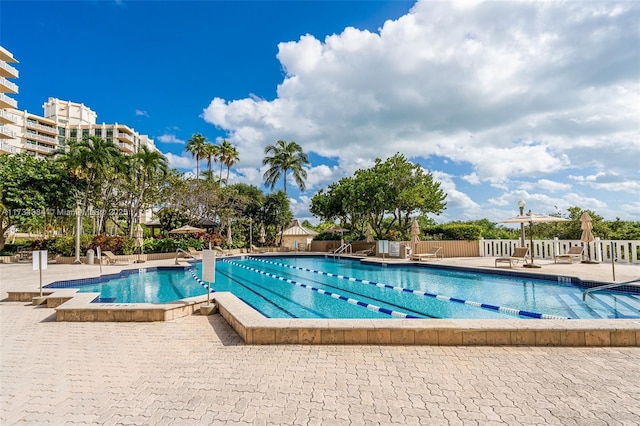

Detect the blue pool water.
[{"left": 46, "top": 256, "right": 640, "bottom": 320}]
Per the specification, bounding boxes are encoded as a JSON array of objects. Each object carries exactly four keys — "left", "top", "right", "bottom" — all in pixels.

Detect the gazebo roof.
[{"left": 281, "top": 220, "right": 318, "bottom": 236}]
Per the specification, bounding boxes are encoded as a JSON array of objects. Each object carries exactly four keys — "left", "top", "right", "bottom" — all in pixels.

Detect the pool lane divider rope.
[
  {"left": 223, "top": 259, "right": 421, "bottom": 319},
  {"left": 188, "top": 268, "right": 215, "bottom": 293},
  {"left": 247, "top": 257, "right": 570, "bottom": 320}
]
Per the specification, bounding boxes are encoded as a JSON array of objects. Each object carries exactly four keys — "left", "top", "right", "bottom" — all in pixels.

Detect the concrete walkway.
[{"left": 2, "top": 258, "right": 640, "bottom": 424}]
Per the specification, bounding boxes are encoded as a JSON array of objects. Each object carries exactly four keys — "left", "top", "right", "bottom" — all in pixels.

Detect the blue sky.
[{"left": 2, "top": 0, "right": 639, "bottom": 224}]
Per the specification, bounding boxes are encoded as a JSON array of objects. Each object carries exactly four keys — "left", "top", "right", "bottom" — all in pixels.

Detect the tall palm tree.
[
  {"left": 56, "top": 136, "right": 122, "bottom": 211},
  {"left": 202, "top": 142, "right": 220, "bottom": 176},
  {"left": 185, "top": 133, "right": 208, "bottom": 179},
  {"left": 219, "top": 140, "right": 239, "bottom": 185},
  {"left": 262, "top": 140, "right": 310, "bottom": 194}
]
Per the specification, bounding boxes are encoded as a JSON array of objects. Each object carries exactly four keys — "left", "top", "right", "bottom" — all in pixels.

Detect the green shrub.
[{"left": 424, "top": 224, "right": 482, "bottom": 240}]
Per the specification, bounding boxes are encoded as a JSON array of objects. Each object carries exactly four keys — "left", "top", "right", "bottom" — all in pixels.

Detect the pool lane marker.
[
  {"left": 223, "top": 259, "right": 421, "bottom": 319},
  {"left": 247, "top": 257, "right": 570, "bottom": 320},
  {"left": 188, "top": 268, "right": 215, "bottom": 293}
]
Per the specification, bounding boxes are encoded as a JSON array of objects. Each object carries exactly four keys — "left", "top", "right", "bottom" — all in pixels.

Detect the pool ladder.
[
  {"left": 175, "top": 248, "right": 199, "bottom": 264},
  {"left": 333, "top": 243, "right": 352, "bottom": 256},
  {"left": 582, "top": 278, "right": 640, "bottom": 300}
]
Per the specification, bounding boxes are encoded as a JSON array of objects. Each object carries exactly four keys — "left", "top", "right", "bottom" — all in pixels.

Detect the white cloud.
[
  {"left": 200, "top": 0, "right": 639, "bottom": 221},
  {"left": 157, "top": 134, "right": 185, "bottom": 145},
  {"left": 135, "top": 109, "right": 149, "bottom": 118},
  {"left": 164, "top": 152, "right": 194, "bottom": 170}
]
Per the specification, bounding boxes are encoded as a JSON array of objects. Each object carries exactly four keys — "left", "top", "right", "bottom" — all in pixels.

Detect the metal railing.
[
  {"left": 175, "top": 248, "right": 198, "bottom": 264},
  {"left": 582, "top": 279, "right": 640, "bottom": 300}
]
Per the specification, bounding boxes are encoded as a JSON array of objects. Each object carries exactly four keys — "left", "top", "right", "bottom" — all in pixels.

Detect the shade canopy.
[
  {"left": 501, "top": 212, "right": 568, "bottom": 225},
  {"left": 325, "top": 225, "right": 349, "bottom": 234},
  {"left": 500, "top": 211, "right": 568, "bottom": 268},
  {"left": 169, "top": 225, "right": 206, "bottom": 234}
]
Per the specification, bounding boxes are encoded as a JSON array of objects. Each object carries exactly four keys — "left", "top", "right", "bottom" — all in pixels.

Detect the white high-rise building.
[
  {"left": 0, "top": 46, "right": 157, "bottom": 157},
  {"left": 0, "top": 46, "right": 19, "bottom": 155}
]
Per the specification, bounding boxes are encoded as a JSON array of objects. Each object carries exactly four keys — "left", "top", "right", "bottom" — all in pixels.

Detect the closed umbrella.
[
  {"left": 580, "top": 212, "right": 596, "bottom": 263},
  {"left": 227, "top": 222, "right": 233, "bottom": 246},
  {"left": 410, "top": 219, "right": 420, "bottom": 252},
  {"left": 365, "top": 223, "right": 375, "bottom": 243},
  {"left": 259, "top": 226, "right": 266, "bottom": 244},
  {"left": 500, "top": 210, "right": 568, "bottom": 268},
  {"left": 134, "top": 224, "right": 144, "bottom": 263}
]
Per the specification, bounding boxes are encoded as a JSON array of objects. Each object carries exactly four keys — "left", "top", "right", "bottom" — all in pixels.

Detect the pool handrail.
[
  {"left": 582, "top": 278, "right": 640, "bottom": 300},
  {"left": 175, "top": 248, "right": 199, "bottom": 264}
]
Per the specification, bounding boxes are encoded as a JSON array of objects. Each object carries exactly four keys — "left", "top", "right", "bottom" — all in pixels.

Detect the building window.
[
  {"left": 94, "top": 129, "right": 102, "bottom": 137},
  {"left": 106, "top": 129, "right": 113, "bottom": 137},
  {"left": 70, "top": 129, "right": 77, "bottom": 138},
  {"left": 58, "top": 127, "right": 65, "bottom": 137},
  {"left": 82, "top": 129, "right": 89, "bottom": 138}
]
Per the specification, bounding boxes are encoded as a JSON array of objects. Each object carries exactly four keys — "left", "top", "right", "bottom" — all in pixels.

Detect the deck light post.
[
  {"left": 518, "top": 200, "right": 526, "bottom": 247},
  {"left": 73, "top": 204, "right": 82, "bottom": 264}
]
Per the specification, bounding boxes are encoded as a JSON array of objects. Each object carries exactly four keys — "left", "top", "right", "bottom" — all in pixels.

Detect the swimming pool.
[{"left": 45, "top": 255, "right": 640, "bottom": 320}]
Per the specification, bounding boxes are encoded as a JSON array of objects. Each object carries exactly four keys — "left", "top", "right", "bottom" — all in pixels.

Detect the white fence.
[{"left": 480, "top": 238, "right": 640, "bottom": 264}]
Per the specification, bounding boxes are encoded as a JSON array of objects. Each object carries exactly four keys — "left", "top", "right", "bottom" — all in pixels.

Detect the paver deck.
[{"left": 2, "top": 257, "right": 639, "bottom": 424}]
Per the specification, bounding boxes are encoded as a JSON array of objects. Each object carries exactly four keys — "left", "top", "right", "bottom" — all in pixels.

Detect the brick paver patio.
[
  {"left": 2, "top": 258, "right": 639, "bottom": 424},
  {"left": 2, "top": 299, "right": 639, "bottom": 425}
]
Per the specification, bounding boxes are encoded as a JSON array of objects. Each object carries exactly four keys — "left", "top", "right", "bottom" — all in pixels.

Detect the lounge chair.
[
  {"left": 555, "top": 246, "right": 584, "bottom": 264},
  {"left": 101, "top": 250, "right": 118, "bottom": 265},
  {"left": 214, "top": 246, "right": 230, "bottom": 256},
  {"left": 411, "top": 246, "right": 443, "bottom": 261},
  {"left": 495, "top": 247, "right": 529, "bottom": 268},
  {"left": 354, "top": 246, "right": 375, "bottom": 256},
  {"left": 187, "top": 247, "right": 200, "bottom": 258},
  {"left": 251, "top": 244, "right": 268, "bottom": 253}
]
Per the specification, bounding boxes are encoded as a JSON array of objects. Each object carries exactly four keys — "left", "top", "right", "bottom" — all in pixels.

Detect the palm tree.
[
  {"left": 219, "top": 140, "right": 239, "bottom": 185},
  {"left": 185, "top": 133, "right": 208, "bottom": 179},
  {"left": 202, "top": 142, "right": 220, "bottom": 176},
  {"left": 262, "top": 140, "right": 310, "bottom": 194}
]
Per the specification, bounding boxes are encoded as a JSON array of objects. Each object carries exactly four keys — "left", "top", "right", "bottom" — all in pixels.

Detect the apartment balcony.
[
  {"left": 26, "top": 142, "right": 56, "bottom": 154},
  {"left": 27, "top": 132, "right": 58, "bottom": 144},
  {"left": 0, "top": 109, "right": 16, "bottom": 125},
  {"left": 25, "top": 121, "right": 57, "bottom": 135},
  {"left": 0, "top": 125, "right": 16, "bottom": 139},
  {"left": 117, "top": 132, "right": 134, "bottom": 142},
  {"left": 0, "top": 93, "right": 18, "bottom": 109},
  {"left": 118, "top": 142, "right": 134, "bottom": 153},
  {"left": 0, "top": 61, "right": 19, "bottom": 79},
  {"left": 0, "top": 77, "right": 18, "bottom": 94},
  {"left": 0, "top": 141, "right": 17, "bottom": 154}
]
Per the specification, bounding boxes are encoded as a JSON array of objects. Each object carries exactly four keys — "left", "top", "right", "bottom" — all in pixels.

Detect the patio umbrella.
[
  {"left": 580, "top": 212, "right": 596, "bottom": 263},
  {"left": 410, "top": 219, "right": 420, "bottom": 252},
  {"left": 227, "top": 222, "right": 233, "bottom": 246},
  {"left": 259, "top": 226, "right": 266, "bottom": 244},
  {"left": 169, "top": 225, "right": 206, "bottom": 234},
  {"left": 325, "top": 225, "right": 349, "bottom": 246},
  {"left": 365, "top": 223, "right": 375, "bottom": 243},
  {"left": 500, "top": 210, "right": 568, "bottom": 268},
  {"left": 134, "top": 224, "right": 144, "bottom": 263}
]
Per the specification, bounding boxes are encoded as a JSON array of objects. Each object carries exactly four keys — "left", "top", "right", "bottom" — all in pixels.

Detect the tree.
[
  {"left": 219, "top": 140, "right": 239, "bottom": 185},
  {"left": 262, "top": 140, "right": 310, "bottom": 194},
  {"left": 0, "top": 153, "right": 78, "bottom": 250},
  {"left": 202, "top": 142, "right": 220, "bottom": 177},
  {"left": 259, "top": 191, "right": 293, "bottom": 245},
  {"left": 122, "top": 146, "right": 169, "bottom": 236},
  {"left": 310, "top": 153, "right": 447, "bottom": 239},
  {"left": 185, "top": 133, "right": 208, "bottom": 179}
]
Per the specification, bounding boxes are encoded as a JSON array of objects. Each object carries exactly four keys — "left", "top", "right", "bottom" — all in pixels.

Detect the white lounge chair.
[
  {"left": 411, "top": 246, "right": 443, "bottom": 261},
  {"left": 354, "top": 246, "right": 375, "bottom": 256},
  {"left": 495, "top": 247, "right": 529, "bottom": 268},
  {"left": 555, "top": 246, "right": 584, "bottom": 264}
]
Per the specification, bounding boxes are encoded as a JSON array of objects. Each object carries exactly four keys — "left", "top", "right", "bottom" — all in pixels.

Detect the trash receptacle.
[{"left": 86, "top": 249, "right": 95, "bottom": 265}]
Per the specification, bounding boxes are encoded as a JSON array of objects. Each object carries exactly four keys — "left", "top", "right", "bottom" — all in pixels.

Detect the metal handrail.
[
  {"left": 582, "top": 279, "right": 640, "bottom": 300},
  {"left": 175, "top": 248, "right": 198, "bottom": 264}
]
